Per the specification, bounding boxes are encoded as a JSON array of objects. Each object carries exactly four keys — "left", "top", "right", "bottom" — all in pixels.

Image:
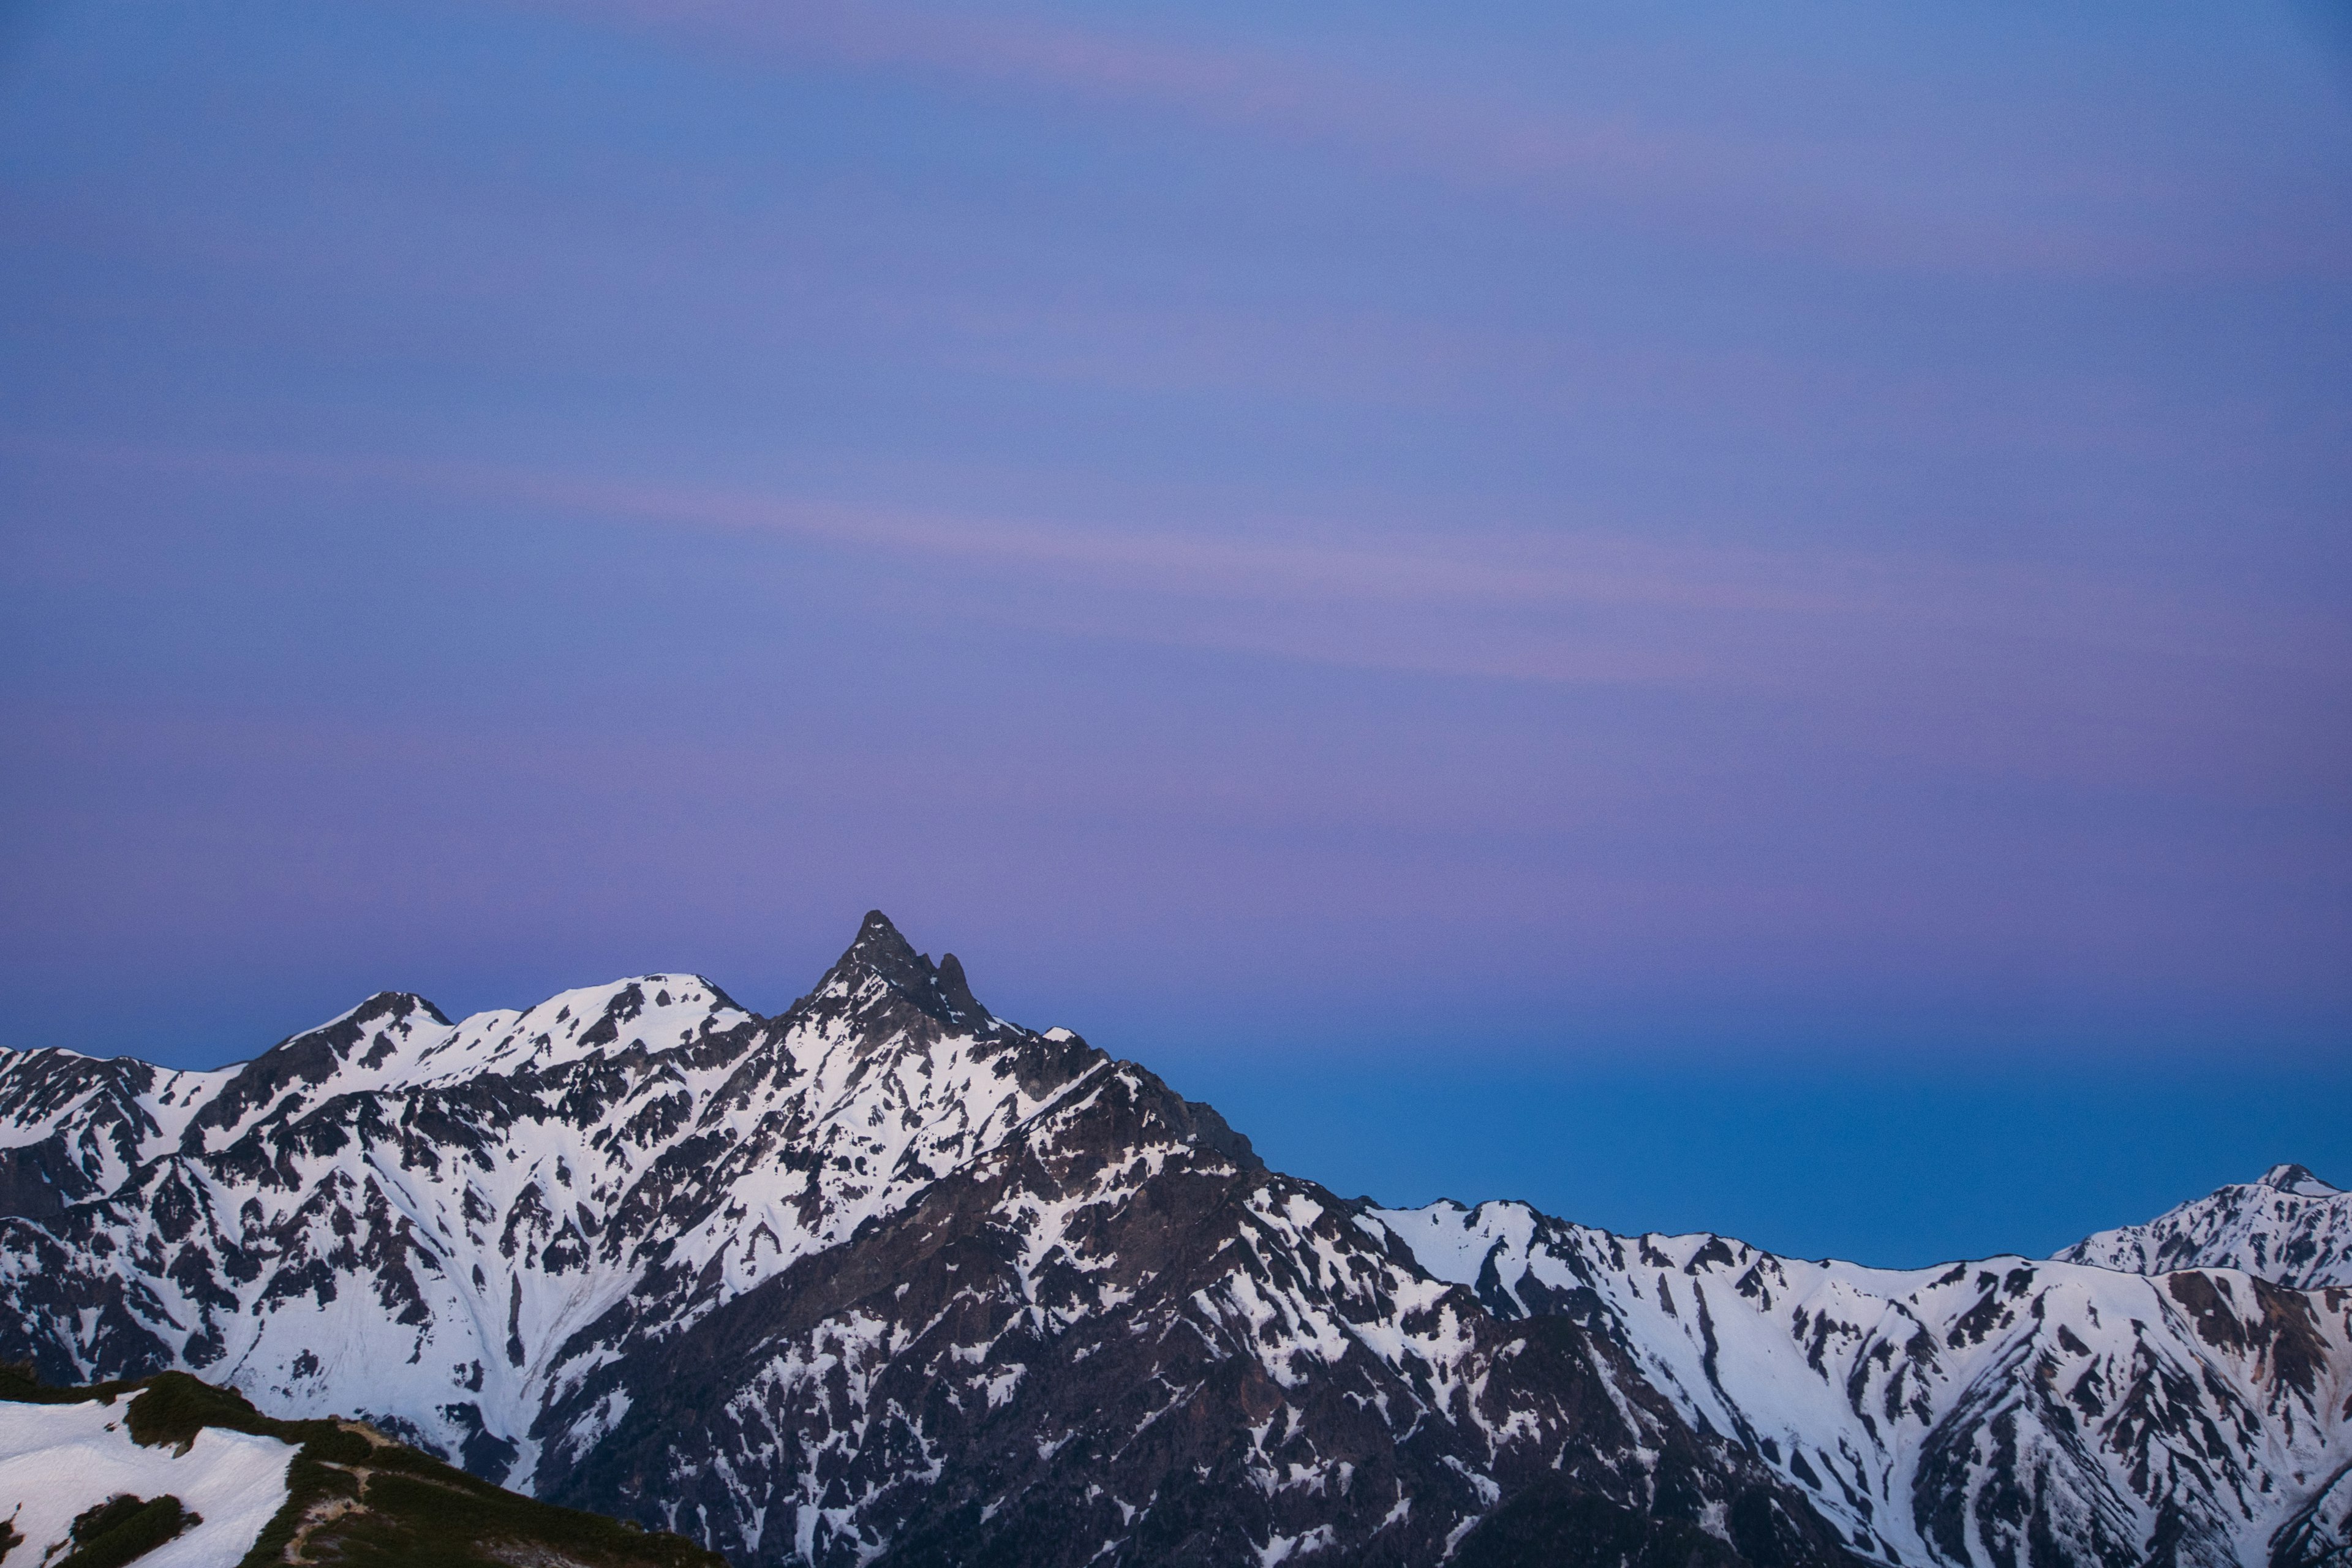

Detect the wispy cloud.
[
  {"left": 530, "top": 0, "right": 2350, "bottom": 281},
  {"left": 17, "top": 432, "right": 2345, "bottom": 714},
  {"left": 12, "top": 432, "right": 1830, "bottom": 617}
]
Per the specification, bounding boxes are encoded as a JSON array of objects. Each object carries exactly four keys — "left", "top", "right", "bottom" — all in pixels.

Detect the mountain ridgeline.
[{"left": 0, "top": 913, "right": 2345, "bottom": 1567}]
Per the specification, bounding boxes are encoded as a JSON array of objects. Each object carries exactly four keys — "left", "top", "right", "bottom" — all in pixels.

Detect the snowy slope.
[
  {"left": 1368, "top": 1199, "right": 2352, "bottom": 1568},
  {"left": 2057, "top": 1164, "right": 2352, "bottom": 1288},
  {"left": 0, "top": 1395, "right": 294, "bottom": 1567}
]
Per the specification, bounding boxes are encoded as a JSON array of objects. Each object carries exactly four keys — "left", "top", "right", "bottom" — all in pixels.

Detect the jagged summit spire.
[
  {"left": 834, "top": 910, "right": 932, "bottom": 998},
  {"left": 843, "top": 908, "right": 921, "bottom": 969},
  {"left": 815, "top": 910, "right": 989, "bottom": 1028}
]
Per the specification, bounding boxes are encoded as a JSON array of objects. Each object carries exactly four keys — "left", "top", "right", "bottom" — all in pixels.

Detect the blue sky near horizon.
[{"left": 2, "top": 0, "right": 2348, "bottom": 1266}]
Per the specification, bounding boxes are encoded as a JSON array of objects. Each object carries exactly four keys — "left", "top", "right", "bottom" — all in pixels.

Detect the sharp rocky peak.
[{"left": 799, "top": 909, "right": 992, "bottom": 1035}]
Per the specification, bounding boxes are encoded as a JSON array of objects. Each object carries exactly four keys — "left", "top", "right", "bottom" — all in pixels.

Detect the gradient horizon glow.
[{"left": 3, "top": 0, "right": 2348, "bottom": 1267}]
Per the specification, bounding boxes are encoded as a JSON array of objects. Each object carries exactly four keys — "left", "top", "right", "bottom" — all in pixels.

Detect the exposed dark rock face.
[{"left": 1, "top": 914, "right": 2345, "bottom": 1566}]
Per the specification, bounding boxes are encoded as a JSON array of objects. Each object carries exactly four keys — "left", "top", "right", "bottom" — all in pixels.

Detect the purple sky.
[{"left": 3, "top": 0, "right": 2348, "bottom": 1264}]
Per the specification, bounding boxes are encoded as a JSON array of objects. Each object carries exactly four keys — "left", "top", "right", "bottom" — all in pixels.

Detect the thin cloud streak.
[
  {"left": 14, "top": 433, "right": 1845, "bottom": 618},
  {"left": 542, "top": 0, "right": 2352, "bottom": 281},
  {"left": 18, "top": 434, "right": 2346, "bottom": 706}
]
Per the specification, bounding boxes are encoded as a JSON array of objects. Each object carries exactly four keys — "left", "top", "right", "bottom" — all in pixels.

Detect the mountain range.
[{"left": 0, "top": 912, "right": 2344, "bottom": 1567}]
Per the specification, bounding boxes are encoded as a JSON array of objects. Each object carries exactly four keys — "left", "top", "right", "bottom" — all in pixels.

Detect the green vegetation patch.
[
  {"left": 58, "top": 1494, "right": 197, "bottom": 1568},
  {"left": 124, "top": 1373, "right": 274, "bottom": 1450},
  {"left": 0, "top": 1361, "right": 141, "bottom": 1407}
]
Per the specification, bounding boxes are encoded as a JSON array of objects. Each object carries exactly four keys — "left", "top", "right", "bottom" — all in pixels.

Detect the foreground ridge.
[
  {"left": 0, "top": 913, "right": 2345, "bottom": 1567},
  {"left": 0, "top": 1364, "right": 721, "bottom": 1566}
]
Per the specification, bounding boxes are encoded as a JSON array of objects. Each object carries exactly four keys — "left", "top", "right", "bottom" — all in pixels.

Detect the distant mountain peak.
[
  {"left": 2056, "top": 1161, "right": 2352, "bottom": 1288},
  {"left": 845, "top": 907, "right": 919, "bottom": 966},
  {"left": 334, "top": 989, "right": 455, "bottom": 1032},
  {"left": 2261, "top": 1162, "right": 2342, "bottom": 1197}
]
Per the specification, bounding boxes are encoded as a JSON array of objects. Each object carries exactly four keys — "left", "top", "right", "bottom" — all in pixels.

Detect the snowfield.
[{"left": 0, "top": 1396, "right": 293, "bottom": 1567}]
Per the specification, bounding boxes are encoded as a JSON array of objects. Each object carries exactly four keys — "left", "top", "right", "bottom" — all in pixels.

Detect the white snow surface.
[{"left": 0, "top": 1396, "right": 294, "bottom": 1567}]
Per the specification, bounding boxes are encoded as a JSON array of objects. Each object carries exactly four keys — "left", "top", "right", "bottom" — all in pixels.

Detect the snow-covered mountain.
[
  {"left": 1366, "top": 1200, "right": 2352, "bottom": 1568},
  {"left": 0, "top": 921, "right": 1112, "bottom": 1493},
  {"left": 1, "top": 913, "right": 2345, "bottom": 1567},
  {"left": 2055, "top": 1164, "right": 2352, "bottom": 1289}
]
